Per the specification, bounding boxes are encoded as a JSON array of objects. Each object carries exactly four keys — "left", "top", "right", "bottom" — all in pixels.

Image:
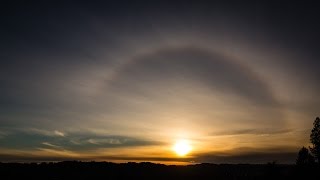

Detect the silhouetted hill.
[{"left": 0, "top": 161, "right": 319, "bottom": 179}]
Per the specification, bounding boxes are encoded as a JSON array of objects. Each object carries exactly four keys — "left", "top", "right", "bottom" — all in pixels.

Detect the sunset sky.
[{"left": 1, "top": 1, "right": 320, "bottom": 164}]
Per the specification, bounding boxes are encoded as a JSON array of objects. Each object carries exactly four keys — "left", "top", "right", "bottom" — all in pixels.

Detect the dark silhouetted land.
[{"left": 1, "top": 161, "right": 319, "bottom": 179}]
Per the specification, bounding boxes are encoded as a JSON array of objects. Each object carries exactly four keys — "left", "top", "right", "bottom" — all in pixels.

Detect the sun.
[{"left": 173, "top": 140, "right": 192, "bottom": 156}]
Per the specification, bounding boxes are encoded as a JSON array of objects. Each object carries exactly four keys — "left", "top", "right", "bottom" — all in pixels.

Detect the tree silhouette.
[
  {"left": 310, "top": 117, "right": 320, "bottom": 163},
  {"left": 296, "top": 146, "right": 315, "bottom": 166}
]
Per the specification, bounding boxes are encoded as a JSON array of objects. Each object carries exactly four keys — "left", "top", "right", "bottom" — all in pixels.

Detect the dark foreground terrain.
[{"left": 0, "top": 161, "right": 319, "bottom": 180}]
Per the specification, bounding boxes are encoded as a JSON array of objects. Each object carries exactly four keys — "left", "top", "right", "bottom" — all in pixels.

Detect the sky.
[{"left": 0, "top": 1, "right": 320, "bottom": 164}]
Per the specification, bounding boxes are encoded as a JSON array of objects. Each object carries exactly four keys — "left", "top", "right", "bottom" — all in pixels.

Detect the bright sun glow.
[{"left": 173, "top": 140, "right": 192, "bottom": 156}]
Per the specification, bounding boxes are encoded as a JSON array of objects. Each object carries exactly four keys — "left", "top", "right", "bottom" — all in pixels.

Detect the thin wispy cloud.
[
  {"left": 211, "top": 128, "right": 294, "bottom": 137},
  {"left": 42, "top": 142, "right": 63, "bottom": 149},
  {"left": 54, "top": 130, "right": 65, "bottom": 137}
]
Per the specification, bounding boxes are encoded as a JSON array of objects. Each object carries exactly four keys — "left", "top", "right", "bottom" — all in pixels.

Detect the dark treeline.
[{"left": 0, "top": 161, "right": 319, "bottom": 180}]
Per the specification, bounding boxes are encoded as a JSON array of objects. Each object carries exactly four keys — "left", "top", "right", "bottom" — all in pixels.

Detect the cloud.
[
  {"left": 66, "top": 135, "right": 164, "bottom": 150},
  {"left": 21, "top": 128, "right": 66, "bottom": 137},
  {"left": 42, "top": 142, "right": 63, "bottom": 149},
  {"left": 211, "top": 128, "right": 294, "bottom": 136},
  {"left": 0, "top": 154, "right": 78, "bottom": 162},
  {"left": 89, "top": 156, "right": 193, "bottom": 163},
  {"left": 36, "top": 148, "right": 78, "bottom": 157},
  {"left": 87, "top": 138, "right": 121, "bottom": 145},
  {"left": 0, "top": 130, "right": 9, "bottom": 139},
  {"left": 54, "top": 130, "right": 65, "bottom": 137},
  {"left": 0, "top": 129, "right": 163, "bottom": 153}
]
